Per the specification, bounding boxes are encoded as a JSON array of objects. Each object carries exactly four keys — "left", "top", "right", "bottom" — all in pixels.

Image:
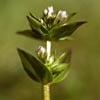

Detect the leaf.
[
  {"left": 29, "top": 12, "right": 41, "bottom": 23},
  {"left": 17, "top": 30, "right": 44, "bottom": 40},
  {"left": 50, "top": 21, "right": 87, "bottom": 40},
  {"left": 51, "top": 63, "right": 70, "bottom": 84},
  {"left": 17, "top": 48, "right": 53, "bottom": 84},
  {"left": 17, "top": 29, "right": 51, "bottom": 41},
  {"left": 62, "top": 49, "right": 72, "bottom": 63},
  {"left": 27, "top": 16, "right": 48, "bottom": 34},
  {"left": 52, "top": 52, "right": 66, "bottom": 67},
  {"left": 51, "top": 50, "right": 71, "bottom": 84},
  {"left": 52, "top": 49, "right": 71, "bottom": 67},
  {"left": 67, "top": 12, "right": 77, "bottom": 21},
  {"left": 52, "top": 63, "right": 69, "bottom": 73}
]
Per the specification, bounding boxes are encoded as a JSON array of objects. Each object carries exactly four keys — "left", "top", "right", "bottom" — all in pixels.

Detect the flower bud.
[
  {"left": 48, "top": 6, "right": 54, "bottom": 17},
  {"left": 43, "top": 6, "right": 54, "bottom": 17},
  {"left": 53, "top": 10, "right": 68, "bottom": 25},
  {"left": 37, "top": 46, "right": 46, "bottom": 55},
  {"left": 36, "top": 46, "right": 48, "bottom": 63},
  {"left": 57, "top": 10, "right": 68, "bottom": 19},
  {"left": 44, "top": 9, "right": 48, "bottom": 15}
]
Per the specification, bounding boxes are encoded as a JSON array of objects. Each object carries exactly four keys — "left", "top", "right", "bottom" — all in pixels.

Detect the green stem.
[
  {"left": 42, "top": 40, "right": 51, "bottom": 100},
  {"left": 42, "top": 84, "right": 50, "bottom": 100},
  {"left": 46, "top": 40, "right": 51, "bottom": 60}
]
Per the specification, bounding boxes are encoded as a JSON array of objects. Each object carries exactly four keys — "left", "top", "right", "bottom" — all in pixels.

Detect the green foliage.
[
  {"left": 51, "top": 50, "right": 71, "bottom": 83},
  {"left": 50, "top": 21, "right": 86, "bottom": 40},
  {"left": 17, "top": 48, "right": 71, "bottom": 84},
  {"left": 17, "top": 7, "right": 87, "bottom": 41},
  {"left": 17, "top": 48, "right": 53, "bottom": 84},
  {"left": 51, "top": 63, "right": 69, "bottom": 84},
  {"left": 17, "top": 6, "right": 86, "bottom": 85}
]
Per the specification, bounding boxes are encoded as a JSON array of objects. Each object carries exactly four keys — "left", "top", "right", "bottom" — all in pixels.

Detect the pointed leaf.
[
  {"left": 27, "top": 16, "right": 48, "bottom": 34},
  {"left": 50, "top": 21, "right": 87, "bottom": 40},
  {"left": 52, "top": 52, "right": 66, "bottom": 67},
  {"left": 17, "top": 30, "right": 44, "bottom": 40},
  {"left": 62, "top": 49, "right": 72, "bottom": 63},
  {"left": 52, "top": 63, "right": 69, "bottom": 73},
  {"left": 29, "top": 12, "right": 41, "bottom": 23},
  {"left": 17, "top": 48, "right": 53, "bottom": 84},
  {"left": 52, "top": 64, "right": 70, "bottom": 84},
  {"left": 67, "top": 12, "right": 77, "bottom": 21},
  {"left": 52, "top": 50, "right": 71, "bottom": 67}
]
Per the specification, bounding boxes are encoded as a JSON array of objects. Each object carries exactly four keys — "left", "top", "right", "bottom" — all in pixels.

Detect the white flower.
[
  {"left": 48, "top": 6, "right": 54, "bottom": 17},
  {"left": 44, "top": 9, "right": 48, "bottom": 15},
  {"left": 44, "top": 6, "right": 54, "bottom": 17},
  {"left": 37, "top": 46, "right": 46, "bottom": 55},
  {"left": 57, "top": 10, "right": 68, "bottom": 19}
]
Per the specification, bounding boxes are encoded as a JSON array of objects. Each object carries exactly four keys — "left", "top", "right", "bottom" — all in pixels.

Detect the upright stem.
[
  {"left": 42, "top": 84, "right": 50, "bottom": 100},
  {"left": 46, "top": 40, "right": 51, "bottom": 60},
  {"left": 42, "top": 40, "right": 51, "bottom": 100}
]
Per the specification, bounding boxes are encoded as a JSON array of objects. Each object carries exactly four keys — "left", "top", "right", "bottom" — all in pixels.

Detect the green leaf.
[
  {"left": 51, "top": 50, "right": 71, "bottom": 84},
  {"left": 29, "top": 12, "right": 41, "bottom": 23},
  {"left": 67, "top": 12, "right": 77, "bottom": 21},
  {"left": 62, "top": 49, "right": 72, "bottom": 63},
  {"left": 17, "top": 29, "right": 51, "bottom": 41},
  {"left": 17, "top": 30, "right": 44, "bottom": 40},
  {"left": 27, "top": 16, "right": 48, "bottom": 34},
  {"left": 17, "top": 48, "right": 53, "bottom": 84},
  {"left": 52, "top": 52, "right": 66, "bottom": 67},
  {"left": 52, "top": 63, "right": 70, "bottom": 84},
  {"left": 52, "top": 50, "right": 71, "bottom": 67},
  {"left": 52, "top": 63, "right": 69, "bottom": 73},
  {"left": 50, "top": 21, "right": 87, "bottom": 40}
]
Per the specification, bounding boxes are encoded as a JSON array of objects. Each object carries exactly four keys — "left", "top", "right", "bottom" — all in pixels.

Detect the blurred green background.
[{"left": 0, "top": 0, "right": 100, "bottom": 100}]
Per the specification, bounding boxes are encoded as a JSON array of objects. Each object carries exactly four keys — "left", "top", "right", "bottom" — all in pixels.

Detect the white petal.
[
  {"left": 47, "top": 6, "right": 54, "bottom": 17},
  {"left": 61, "top": 11, "right": 67, "bottom": 18},
  {"left": 48, "top": 6, "right": 54, "bottom": 13},
  {"left": 57, "top": 10, "right": 68, "bottom": 19},
  {"left": 44, "top": 9, "right": 48, "bottom": 15},
  {"left": 37, "top": 46, "right": 45, "bottom": 54}
]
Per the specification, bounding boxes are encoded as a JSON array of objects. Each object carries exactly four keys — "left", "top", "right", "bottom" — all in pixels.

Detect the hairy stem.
[
  {"left": 42, "top": 40, "right": 51, "bottom": 100},
  {"left": 46, "top": 40, "right": 51, "bottom": 60},
  {"left": 42, "top": 84, "right": 50, "bottom": 100}
]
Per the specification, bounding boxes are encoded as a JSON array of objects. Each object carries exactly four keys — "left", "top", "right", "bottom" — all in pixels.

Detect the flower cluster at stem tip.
[
  {"left": 18, "top": 6, "right": 86, "bottom": 41},
  {"left": 43, "top": 6, "right": 67, "bottom": 19},
  {"left": 41, "top": 6, "right": 69, "bottom": 29}
]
